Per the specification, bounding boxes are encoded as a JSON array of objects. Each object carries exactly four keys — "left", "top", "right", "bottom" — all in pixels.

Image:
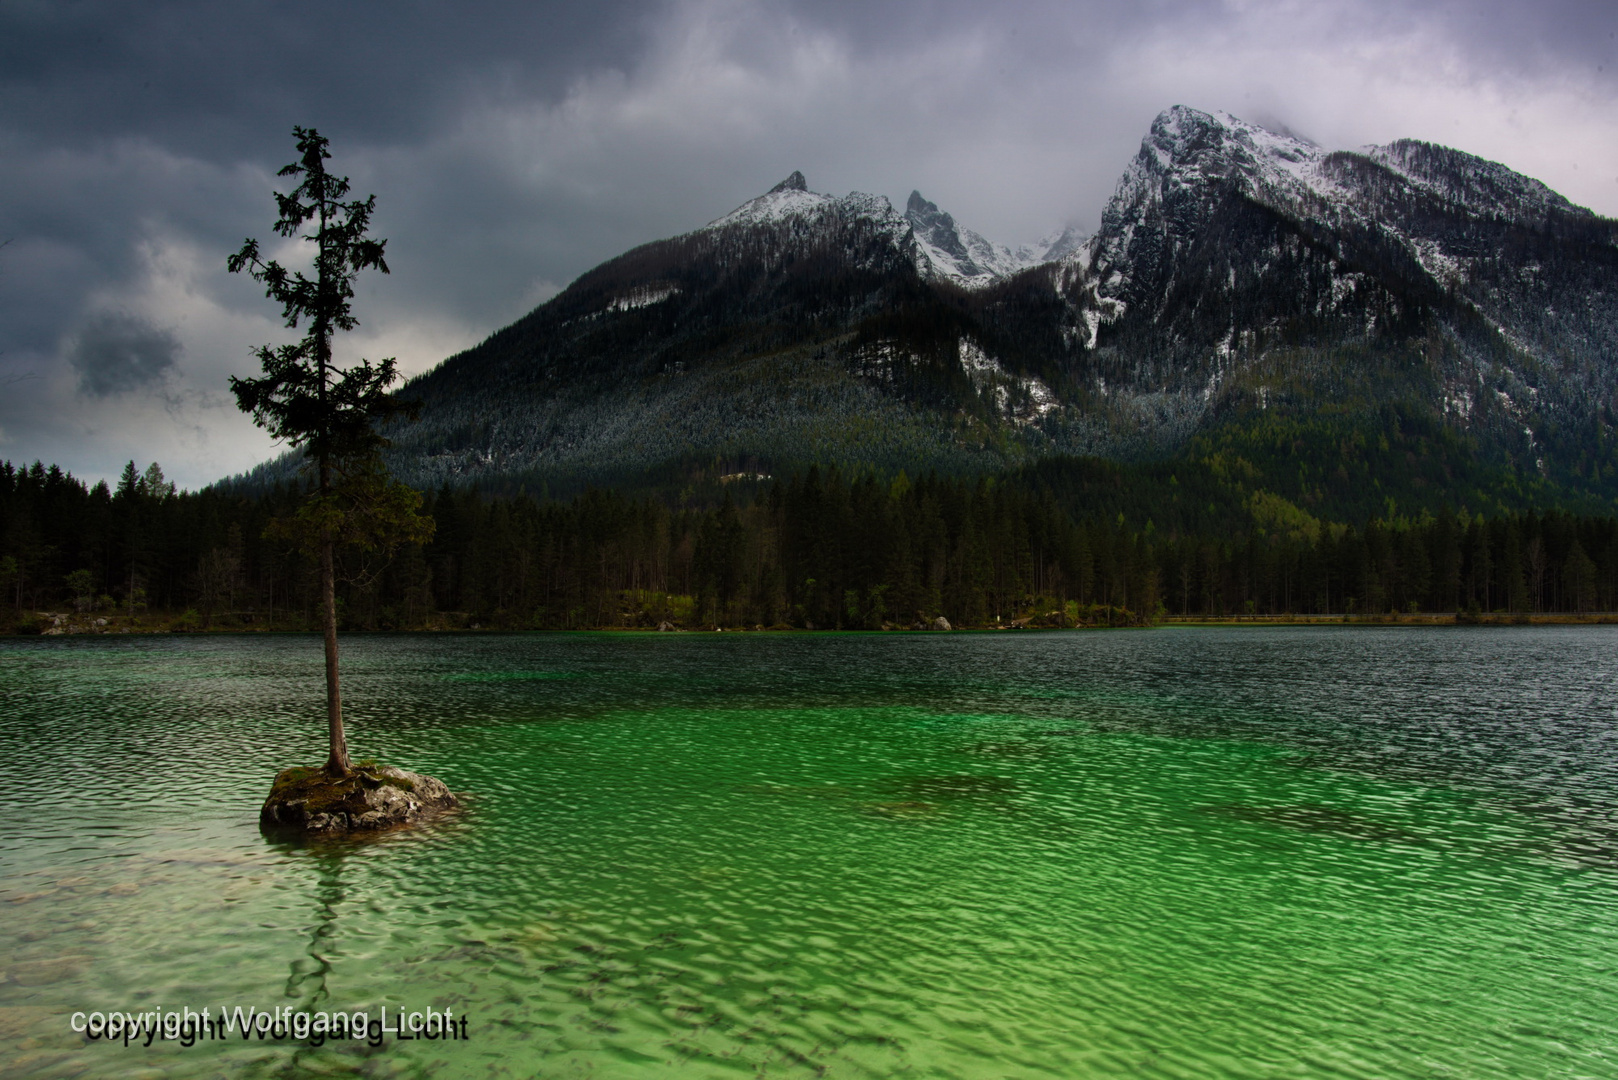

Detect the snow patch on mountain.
[
  {"left": 959, "top": 339, "right": 1059, "bottom": 423},
  {"left": 1407, "top": 238, "right": 1465, "bottom": 289},
  {"left": 958, "top": 338, "right": 1002, "bottom": 382},
  {"left": 609, "top": 283, "right": 680, "bottom": 311},
  {"left": 1368, "top": 141, "right": 1587, "bottom": 223}
]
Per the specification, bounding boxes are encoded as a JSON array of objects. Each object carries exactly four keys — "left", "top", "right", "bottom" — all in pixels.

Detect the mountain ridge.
[{"left": 229, "top": 105, "right": 1618, "bottom": 517}]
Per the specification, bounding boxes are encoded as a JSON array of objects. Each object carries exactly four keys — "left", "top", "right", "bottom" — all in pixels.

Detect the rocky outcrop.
[
  {"left": 910, "top": 615, "right": 953, "bottom": 630},
  {"left": 260, "top": 764, "right": 457, "bottom": 835}
]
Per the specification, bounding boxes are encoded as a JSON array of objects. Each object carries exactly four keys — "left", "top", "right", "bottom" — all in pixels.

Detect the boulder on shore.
[
  {"left": 931, "top": 616, "right": 952, "bottom": 631},
  {"left": 260, "top": 763, "right": 457, "bottom": 835}
]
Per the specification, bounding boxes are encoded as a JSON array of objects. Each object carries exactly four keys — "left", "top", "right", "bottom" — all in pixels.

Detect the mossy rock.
[{"left": 260, "top": 762, "right": 457, "bottom": 835}]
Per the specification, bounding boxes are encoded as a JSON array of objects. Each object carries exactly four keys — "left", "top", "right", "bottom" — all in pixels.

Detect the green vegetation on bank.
[{"left": 5, "top": 455, "right": 1618, "bottom": 633}]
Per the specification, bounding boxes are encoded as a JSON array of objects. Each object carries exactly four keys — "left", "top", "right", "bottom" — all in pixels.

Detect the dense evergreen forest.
[{"left": 4, "top": 456, "right": 1617, "bottom": 633}]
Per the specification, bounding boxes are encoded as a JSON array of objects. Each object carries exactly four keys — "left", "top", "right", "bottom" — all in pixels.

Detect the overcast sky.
[{"left": 3, "top": 0, "right": 1615, "bottom": 489}]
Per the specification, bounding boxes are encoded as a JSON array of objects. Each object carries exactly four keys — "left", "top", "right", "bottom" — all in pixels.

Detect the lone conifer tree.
[{"left": 229, "top": 127, "right": 431, "bottom": 777}]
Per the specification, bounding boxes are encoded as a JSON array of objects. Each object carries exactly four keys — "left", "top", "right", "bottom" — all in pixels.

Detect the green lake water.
[{"left": 1, "top": 627, "right": 1615, "bottom": 1078}]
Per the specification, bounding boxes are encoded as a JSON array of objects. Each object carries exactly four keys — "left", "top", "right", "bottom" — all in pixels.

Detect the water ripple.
[{"left": 1, "top": 627, "right": 1615, "bottom": 1077}]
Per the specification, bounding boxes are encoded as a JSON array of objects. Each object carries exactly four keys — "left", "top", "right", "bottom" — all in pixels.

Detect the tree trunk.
[
  {"left": 321, "top": 533, "right": 352, "bottom": 776},
  {"left": 312, "top": 195, "right": 351, "bottom": 776}
]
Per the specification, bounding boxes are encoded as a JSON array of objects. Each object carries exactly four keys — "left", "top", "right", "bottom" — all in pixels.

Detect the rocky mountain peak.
[
  {"left": 905, "top": 192, "right": 968, "bottom": 258},
  {"left": 769, "top": 170, "right": 808, "bottom": 194},
  {"left": 1087, "top": 105, "right": 1340, "bottom": 285},
  {"left": 904, "top": 189, "right": 1036, "bottom": 286},
  {"left": 904, "top": 190, "right": 944, "bottom": 219},
  {"left": 701, "top": 182, "right": 1044, "bottom": 290},
  {"left": 1140, "top": 106, "right": 1325, "bottom": 189},
  {"left": 706, "top": 173, "right": 837, "bottom": 230}
]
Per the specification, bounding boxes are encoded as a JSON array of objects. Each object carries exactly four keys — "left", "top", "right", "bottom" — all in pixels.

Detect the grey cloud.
[
  {"left": 782, "top": 0, "right": 1618, "bottom": 81},
  {"left": 1416, "top": 0, "right": 1618, "bottom": 77},
  {"left": 0, "top": 133, "right": 263, "bottom": 366},
  {"left": 69, "top": 312, "right": 181, "bottom": 397},
  {"left": 0, "top": 0, "right": 655, "bottom": 157}
]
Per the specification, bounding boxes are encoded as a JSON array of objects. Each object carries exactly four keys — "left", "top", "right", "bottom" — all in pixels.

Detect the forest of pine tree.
[{"left": 5, "top": 457, "right": 1617, "bottom": 633}]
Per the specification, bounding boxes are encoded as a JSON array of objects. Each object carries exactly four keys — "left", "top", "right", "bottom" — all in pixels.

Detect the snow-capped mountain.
[
  {"left": 363, "top": 106, "right": 1618, "bottom": 507},
  {"left": 700, "top": 169, "right": 1050, "bottom": 289},
  {"left": 1037, "top": 224, "right": 1087, "bottom": 262},
  {"left": 1080, "top": 105, "right": 1592, "bottom": 306},
  {"left": 903, "top": 191, "right": 1040, "bottom": 286},
  {"left": 1053, "top": 104, "right": 1618, "bottom": 458},
  {"left": 703, "top": 170, "right": 911, "bottom": 245}
]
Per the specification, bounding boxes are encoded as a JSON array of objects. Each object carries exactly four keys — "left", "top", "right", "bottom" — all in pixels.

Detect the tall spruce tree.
[{"left": 228, "top": 127, "right": 431, "bottom": 777}]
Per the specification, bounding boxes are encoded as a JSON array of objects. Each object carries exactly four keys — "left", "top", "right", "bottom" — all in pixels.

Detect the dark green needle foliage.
[
  {"left": 227, "top": 127, "right": 432, "bottom": 776},
  {"left": 227, "top": 126, "right": 410, "bottom": 466}
]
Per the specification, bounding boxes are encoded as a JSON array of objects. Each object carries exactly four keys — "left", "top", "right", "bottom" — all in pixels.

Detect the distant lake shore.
[
  {"left": 1163, "top": 611, "right": 1618, "bottom": 626},
  {"left": 15, "top": 608, "right": 1618, "bottom": 635}
]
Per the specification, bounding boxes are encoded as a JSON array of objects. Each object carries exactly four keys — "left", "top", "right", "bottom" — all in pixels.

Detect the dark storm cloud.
[
  {"left": 0, "top": 0, "right": 654, "bottom": 153},
  {"left": 69, "top": 312, "right": 180, "bottom": 397},
  {"left": 1, "top": 0, "right": 1615, "bottom": 487},
  {"left": 0, "top": 1, "right": 659, "bottom": 383}
]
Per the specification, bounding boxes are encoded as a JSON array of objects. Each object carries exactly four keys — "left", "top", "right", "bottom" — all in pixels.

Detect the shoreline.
[
  {"left": 1162, "top": 612, "right": 1618, "bottom": 626},
  {"left": 10, "top": 611, "right": 1618, "bottom": 636}
]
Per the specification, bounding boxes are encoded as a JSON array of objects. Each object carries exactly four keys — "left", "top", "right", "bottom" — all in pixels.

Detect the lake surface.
[{"left": 1, "top": 627, "right": 1615, "bottom": 1078}]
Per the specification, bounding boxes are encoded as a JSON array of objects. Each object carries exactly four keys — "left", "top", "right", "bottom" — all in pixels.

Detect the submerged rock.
[{"left": 260, "top": 763, "right": 457, "bottom": 835}]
